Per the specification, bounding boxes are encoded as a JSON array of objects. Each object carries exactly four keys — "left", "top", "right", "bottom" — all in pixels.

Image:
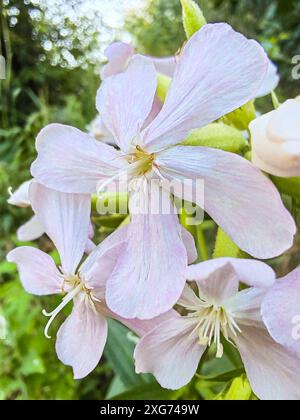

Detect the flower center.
[
  {"left": 181, "top": 289, "right": 241, "bottom": 358},
  {"left": 127, "top": 146, "right": 155, "bottom": 176},
  {"left": 96, "top": 146, "right": 155, "bottom": 195},
  {"left": 42, "top": 274, "right": 100, "bottom": 339}
]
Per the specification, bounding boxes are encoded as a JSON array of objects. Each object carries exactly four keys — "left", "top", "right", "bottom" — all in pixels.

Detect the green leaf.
[
  {"left": 104, "top": 320, "right": 150, "bottom": 388},
  {"left": 201, "top": 368, "right": 245, "bottom": 383},
  {"left": 106, "top": 376, "right": 127, "bottom": 400},
  {"left": 19, "top": 351, "right": 46, "bottom": 376},
  {"left": 182, "top": 123, "right": 247, "bottom": 153},
  {"left": 216, "top": 375, "right": 252, "bottom": 400},
  {"left": 213, "top": 228, "right": 247, "bottom": 259},
  {"left": 109, "top": 382, "right": 177, "bottom": 400},
  {"left": 271, "top": 176, "right": 300, "bottom": 200},
  {"left": 93, "top": 214, "right": 127, "bottom": 229},
  {"left": 181, "top": 0, "right": 207, "bottom": 39},
  {"left": 0, "top": 261, "right": 16, "bottom": 275}
]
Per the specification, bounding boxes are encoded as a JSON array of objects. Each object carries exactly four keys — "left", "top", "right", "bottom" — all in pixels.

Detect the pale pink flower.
[
  {"left": 251, "top": 99, "right": 300, "bottom": 177},
  {"left": 134, "top": 259, "right": 300, "bottom": 400},
  {"left": 101, "top": 41, "right": 278, "bottom": 98},
  {"left": 8, "top": 180, "right": 46, "bottom": 242},
  {"left": 256, "top": 60, "right": 279, "bottom": 98},
  {"left": 8, "top": 179, "right": 96, "bottom": 252},
  {"left": 31, "top": 23, "right": 295, "bottom": 320},
  {"left": 88, "top": 115, "right": 115, "bottom": 146},
  {"left": 100, "top": 42, "right": 176, "bottom": 80},
  {"left": 7, "top": 182, "right": 170, "bottom": 378},
  {"left": 262, "top": 266, "right": 300, "bottom": 360},
  {"left": 95, "top": 41, "right": 168, "bottom": 145}
]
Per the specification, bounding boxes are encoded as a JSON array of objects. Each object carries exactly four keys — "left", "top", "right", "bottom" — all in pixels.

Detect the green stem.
[
  {"left": 1, "top": 9, "right": 12, "bottom": 128},
  {"left": 196, "top": 224, "right": 208, "bottom": 261},
  {"left": 271, "top": 91, "right": 280, "bottom": 109}
]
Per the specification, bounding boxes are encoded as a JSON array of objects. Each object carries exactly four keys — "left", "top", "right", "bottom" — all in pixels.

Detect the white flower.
[
  {"left": 0, "top": 314, "right": 8, "bottom": 340},
  {"left": 250, "top": 99, "right": 300, "bottom": 177}
]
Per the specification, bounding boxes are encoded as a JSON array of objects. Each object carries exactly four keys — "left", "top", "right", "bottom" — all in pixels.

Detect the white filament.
[
  {"left": 42, "top": 283, "right": 83, "bottom": 339},
  {"left": 181, "top": 290, "right": 242, "bottom": 358}
]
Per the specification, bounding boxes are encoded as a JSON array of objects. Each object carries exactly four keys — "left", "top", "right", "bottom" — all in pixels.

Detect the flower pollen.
[{"left": 127, "top": 145, "right": 155, "bottom": 176}]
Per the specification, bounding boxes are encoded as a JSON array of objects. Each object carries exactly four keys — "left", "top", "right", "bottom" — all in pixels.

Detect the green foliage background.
[{"left": 0, "top": 0, "right": 299, "bottom": 400}]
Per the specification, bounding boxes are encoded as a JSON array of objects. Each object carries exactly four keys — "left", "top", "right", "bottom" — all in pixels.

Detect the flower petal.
[
  {"left": 234, "top": 325, "right": 300, "bottom": 400},
  {"left": 156, "top": 146, "right": 296, "bottom": 259},
  {"left": 88, "top": 115, "right": 115, "bottom": 146},
  {"left": 102, "top": 306, "right": 178, "bottom": 338},
  {"left": 256, "top": 60, "right": 280, "bottom": 98},
  {"left": 7, "top": 180, "right": 31, "bottom": 207},
  {"left": 84, "top": 239, "right": 96, "bottom": 255},
  {"left": 101, "top": 41, "right": 176, "bottom": 79},
  {"left": 80, "top": 226, "right": 128, "bottom": 298},
  {"left": 141, "top": 23, "right": 268, "bottom": 151},
  {"left": 17, "top": 215, "right": 45, "bottom": 242},
  {"left": 7, "top": 247, "right": 62, "bottom": 295},
  {"left": 189, "top": 263, "right": 240, "bottom": 304},
  {"left": 31, "top": 124, "right": 124, "bottom": 194},
  {"left": 100, "top": 42, "right": 134, "bottom": 80},
  {"left": 134, "top": 317, "right": 205, "bottom": 390},
  {"left": 228, "top": 288, "right": 267, "bottom": 327},
  {"left": 30, "top": 182, "right": 91, "bottom": 275},
  {"left": 262, "top": 267, "right": 300, "bottom": 359},
  {"left": 151, "top": 56, "right": 176, "bottom": 77},
  {"left": 268, "top": 99, "right": 300, "bottom": 143},
  {"left": 56, "top": 295, "right": 108, "bottom": 379},
  {"left": 96, "top": 55, "right": 158, "bottom": 152},
  {"left": 181, "top": 227, "right": 197, "bottom": 264},
  {"left": 122, "top": 309, "right": 178, "bottom": 337},
  {"left": 106, "top": 182, "right": 188, "bottom": 319},
  {"left": 186, "top": 258, "right": 275, "bottom": 289},
  {"left": 251, "top": 100, "right": 300, "bottom": 177}
]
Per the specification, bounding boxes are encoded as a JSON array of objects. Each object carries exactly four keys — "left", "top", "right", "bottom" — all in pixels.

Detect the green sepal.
[
  {"left": 213, "top": 228, "right": 248, "bottom": 259},
  {"left": 222, "top": 100, "right": 256, "bottom": 131},
  {"left": 271, "top": 176, "right": 300, "bottom": 200},
  {"left": 216, "top": 375, "right": 253, "bottom": 400},
  {"left": 182, "top": 122, "right": 248, "bottom": 153},
  {"left": 181, "top": 0, "right": 207, "bottom": 39}
]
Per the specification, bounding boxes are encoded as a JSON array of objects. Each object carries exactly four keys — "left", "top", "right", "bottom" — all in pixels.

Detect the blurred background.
[{"left": 0, "top": 0, "right": 299, "bottom": 400}]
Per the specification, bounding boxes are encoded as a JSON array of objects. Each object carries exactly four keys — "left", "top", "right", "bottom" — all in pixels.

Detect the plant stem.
[{"left": 196, "top": 224, "right": 208, "bottom": 261}]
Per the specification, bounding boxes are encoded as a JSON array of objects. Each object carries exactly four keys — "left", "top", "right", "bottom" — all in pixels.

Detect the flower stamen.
[
  {"left": 182, "top": 288, "right": 242, "bottom": 358},
  {"left": 42, "top": 283, "right": 83, "bottom": 339}
]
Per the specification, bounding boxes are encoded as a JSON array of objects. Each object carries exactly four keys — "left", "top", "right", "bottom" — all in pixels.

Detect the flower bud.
[
  {"left": 222, "top": 100, "right": 256, "bottom": 131},
  {"left": 181, "top": 0, "right": 207, "bottom": 39},
  {"left": 250, "top": 99, "right": 300, "bottom": 177},
  {"left": 182, "top": 122, "right": 247, "bottom": 153}
]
